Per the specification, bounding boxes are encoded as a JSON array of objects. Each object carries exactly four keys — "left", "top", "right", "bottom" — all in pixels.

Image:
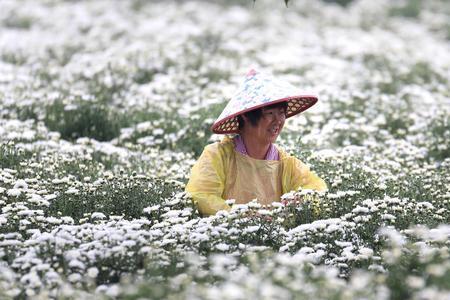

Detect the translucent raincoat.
[{"left": 186, "top": 137, "right": 327, "bottom": 216}]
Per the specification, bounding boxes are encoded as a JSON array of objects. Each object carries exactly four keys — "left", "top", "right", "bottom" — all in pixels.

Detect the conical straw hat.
[{"left": 211, "top": 69, "right": 318, "bottom": 134}]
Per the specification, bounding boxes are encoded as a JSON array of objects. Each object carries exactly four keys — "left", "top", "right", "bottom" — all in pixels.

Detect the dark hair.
[{"left": 237, "top": 102, "right": 288, "bottom": 130}]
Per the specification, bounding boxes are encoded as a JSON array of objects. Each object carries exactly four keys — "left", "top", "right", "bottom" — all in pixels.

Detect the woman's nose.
[{"left": 275, "top": 112, "right": 286, "bottom": 122}]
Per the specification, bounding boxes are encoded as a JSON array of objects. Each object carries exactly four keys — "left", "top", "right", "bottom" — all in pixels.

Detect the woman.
[{"left": 186, "top": 69, "right": 327, "bottom": 216}]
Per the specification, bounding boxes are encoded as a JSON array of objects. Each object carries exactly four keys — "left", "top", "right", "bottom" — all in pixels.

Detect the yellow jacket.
[{"left": 186, "top": 137, "right": 327, "bottom": 216}]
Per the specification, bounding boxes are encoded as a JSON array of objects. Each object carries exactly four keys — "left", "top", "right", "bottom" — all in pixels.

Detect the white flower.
[
  {"left": 426, "top": 264, "right": 446, "bottom": 277},
  {"left": 13, "top": 179, "right": 28, "bottom": 190},
  {"left": 46, "top": 217, "right": 62, "bottom": 225},
  {"left": 69, "top": 260, "right": 85, "bottom": 270},
  {"left": 225, "top": 199, "right": 236, "bottom": 205},
  {"left": 215, "top": 243, "right": 230, "bottom": 252},
  {"left": 153, "top": 128, "right": 164, "bottom": 135},
  {"left": 67, "top": 273, "right": 82, "bottom": 283},
  {"left": 417, "top": 202, "right": 434, "bottom": 210},
  {"left": 122, "top": 240, "right": 137, "bottom": 247},
  {"left": 166, "top": 198, "right": 181, "bottom": 206},
  {"left": 28, "top": 194, "right": 43, "bottom": 204},
  {"left": 44, "top": 194, "right": 57, "bottom": 201},
  {"left": 52, "top": 177, "right": 70, "bottom": 184},
  {"left": 96, "top": 285, "right": 108, "bottom": 294},
  {"left": 406, "top": 276, "right": 425, "bottom": 289},
  {"left": 87, "top": 267, "right": 99, "bottom": 278},
  {"left": 91, "top": 212, "right": 106, "bottom": 220},
  {"left": 271, "top": 202, "right": 284, "bottom": 208},
  {"left": 381, "top": 214, "right": 396, "bottom": 221},
  {"left": 350, "top": 271, "right": 371, "bottom": 290},
  {"left": 105, "top": 285, "right": 120, "bottom": 297},
  {"left": 143, "top": 205, "right": 161, "bottom": 213},
  {"left": 244, "top": 226, "right": 260, "bottom": 233},
  {"left": 248, "top": 200, "right": 261, "bottom": 209},
  {"left": 65, "top": 188, "right": 79, "bottom": 195},
  {"left": 359, "top": 247, "right": 374, "bottom": 257},
  {"left": 352, "top": 206, "right": 369, "bottom": 214},
  {"left": 257, "top": 209, "right": 271, "bottom": 215},
  {"left": 7, "top": 189, "right": 21, "bottom": 197}
]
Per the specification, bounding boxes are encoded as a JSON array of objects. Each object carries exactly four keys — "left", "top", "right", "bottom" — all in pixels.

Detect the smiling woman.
[
  {"left": 186, "top": 70, "right": 328, "bottom": 216},
  {"left": 237, "top": 102, "right": 287, "bottom": 159}
]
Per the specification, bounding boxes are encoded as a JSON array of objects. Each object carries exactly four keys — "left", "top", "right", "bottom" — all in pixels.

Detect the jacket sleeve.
[
  {"left": 185, "top": 144, "right": 231, "bottom": 216},
  {"left": 283, "top": 156, "right": 328, "bottom": 193}
]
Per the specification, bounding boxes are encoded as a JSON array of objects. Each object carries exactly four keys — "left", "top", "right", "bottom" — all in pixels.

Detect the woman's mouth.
[{"left": 269, "top": 127, "right": 279, "bottom": 135}]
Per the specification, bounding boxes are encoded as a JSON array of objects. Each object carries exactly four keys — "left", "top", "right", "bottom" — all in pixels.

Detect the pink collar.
[{"left": 234, "top": 135, "right": 279, "bottom": 161}]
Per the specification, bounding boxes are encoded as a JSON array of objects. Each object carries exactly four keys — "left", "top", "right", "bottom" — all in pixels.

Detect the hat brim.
[{"left": 211, "top": 95, "right": 318, "bottom": 134}]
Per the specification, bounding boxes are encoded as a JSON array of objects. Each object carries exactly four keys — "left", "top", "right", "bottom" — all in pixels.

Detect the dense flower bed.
[{"left": 0, "top": 0, "right": 449, "bottom": 298}]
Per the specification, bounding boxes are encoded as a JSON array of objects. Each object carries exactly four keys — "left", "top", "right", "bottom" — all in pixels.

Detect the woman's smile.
[
  {"left": 269, "top": 125, "right": 280, "bottom": 135},
  {"left": 260, "top": 107, "right": 286, "bottom": 143}
]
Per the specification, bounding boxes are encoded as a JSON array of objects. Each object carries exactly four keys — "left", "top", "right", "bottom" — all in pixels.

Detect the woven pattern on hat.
[{"left": 211, "top": 70, "right": 318, "bottom": 134}]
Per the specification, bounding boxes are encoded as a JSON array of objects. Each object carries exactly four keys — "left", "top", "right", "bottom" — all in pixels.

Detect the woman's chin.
[{"left": 268, "top": 134, "right": 279, "bottom": 143}]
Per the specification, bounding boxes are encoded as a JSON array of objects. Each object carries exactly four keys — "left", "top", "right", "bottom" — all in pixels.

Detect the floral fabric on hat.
[{"left": 211, "top": 69, "right": 318, "bottom": 134}]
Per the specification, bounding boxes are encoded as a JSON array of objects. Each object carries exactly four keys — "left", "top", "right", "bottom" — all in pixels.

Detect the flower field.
[{"left": 1, "top": 0, "right": 450, "bottom": 298}]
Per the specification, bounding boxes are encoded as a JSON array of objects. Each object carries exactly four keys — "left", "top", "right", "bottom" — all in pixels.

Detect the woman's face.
[{"left": 246, "top": 106, "right": 286, "bottom": 144}]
